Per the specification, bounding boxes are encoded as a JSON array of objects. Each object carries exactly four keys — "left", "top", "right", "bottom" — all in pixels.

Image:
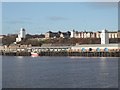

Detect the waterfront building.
[
  {"left": 71, "top": 44, "right": 119, "bottom": 52},
  {"left": 2, "top": 44, "right": 31, "bottom": 52},
  {"left": 16, "top": 28, "right": 26, "bottom": 42}
]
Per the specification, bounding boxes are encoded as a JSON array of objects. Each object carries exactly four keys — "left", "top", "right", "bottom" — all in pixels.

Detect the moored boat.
[{"left": 31, "top": 52, "right": 40, "bottom": 57}]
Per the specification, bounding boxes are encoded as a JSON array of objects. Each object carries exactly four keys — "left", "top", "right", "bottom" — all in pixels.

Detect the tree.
[{"left": 2, "top": 35, "right": 17, "bottom": 45}]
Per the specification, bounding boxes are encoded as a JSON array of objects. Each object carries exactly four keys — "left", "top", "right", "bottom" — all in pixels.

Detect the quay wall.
[
  {"left": 0, "top": 44, "right": 120, "bottom": 57},
  {"left": 0, "top": 51, "right": 31, "bottom": 56},
  {"left": 0, "top": 51, "right": 120, "bottom": 57},
  {"left": 40, "top": 51, "right": 120, "bottom": 57}
]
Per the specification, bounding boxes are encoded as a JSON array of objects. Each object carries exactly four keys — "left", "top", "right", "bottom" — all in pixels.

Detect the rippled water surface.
[{"left": 2, "top": 56, "right": 118, "bottom": 88}]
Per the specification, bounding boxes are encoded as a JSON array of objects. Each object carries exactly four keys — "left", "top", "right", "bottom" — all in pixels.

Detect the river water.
[{"left": 2, "top": 56, "right": 118, "bottom": 88}]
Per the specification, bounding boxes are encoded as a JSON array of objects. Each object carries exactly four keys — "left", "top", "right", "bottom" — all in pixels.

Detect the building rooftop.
[{"left": 75, "top": 44, "right": 119, "bottom": 47}]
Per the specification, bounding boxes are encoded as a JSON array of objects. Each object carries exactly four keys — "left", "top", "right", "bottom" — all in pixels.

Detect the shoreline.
[{"left": 1, "top": 51, "right": 120, "bottom": 57}]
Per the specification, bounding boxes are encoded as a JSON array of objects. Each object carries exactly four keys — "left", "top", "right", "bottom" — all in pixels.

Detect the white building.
[
  {"left": 16, "top": 28, "right": 26, "bottom": 42},
  {"left": 101, "top": 29, "right": 109, "bottom": 44},
  {"left": 71, "top": 44, "right": 119, "bottom": 52},
  {"left": 70, "top": 30, "right": 75, "bottom": 38},
  {"left": 19, "top": 28, "right": 26, "bottom": 38}
]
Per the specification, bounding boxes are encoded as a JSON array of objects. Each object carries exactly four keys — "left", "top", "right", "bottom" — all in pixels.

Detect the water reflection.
[
  {"left": 98, "top": 58, "right": 118, "bottom": 88},
  {"left": 2, "top": 56, "right": 118, "bottom": 88},
  {"left": 16, "top": 56, "right": 23, "bottom": 59},
  {"left": 99, "top": 57, "right": 108, "bottom": 73}
]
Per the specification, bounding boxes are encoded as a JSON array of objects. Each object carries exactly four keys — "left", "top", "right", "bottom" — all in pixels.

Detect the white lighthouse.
[
  {"left": 101, "top": 29, "right": 109, "bottom": 44},
  {"left": 19, "top": 28, "right": 26, "bottom": 38},
  {"left": 16, "top": 28, "right": 26, "bottom": 42},
  {"left": 70, "top": 29, "right": 75, "bottom": 38}
]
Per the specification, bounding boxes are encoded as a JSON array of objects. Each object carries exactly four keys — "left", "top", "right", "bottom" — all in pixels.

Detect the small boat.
[{"left": 31, "top": 52, "right": 40, "bottom": 57}]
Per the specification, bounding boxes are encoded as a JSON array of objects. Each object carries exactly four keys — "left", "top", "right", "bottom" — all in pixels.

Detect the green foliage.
[
  {"left": 2, "top": 35, "right": 17, "bottom": 45},
  {"left": 20, "top": 39, "right": 42, "bottom": 46},
  {"left": 2, "top": 34, "right": 118, "bottom": 46}
]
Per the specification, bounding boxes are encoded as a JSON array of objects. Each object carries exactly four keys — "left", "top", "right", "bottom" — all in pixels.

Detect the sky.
[
  {"left": 2, "top": 2, "right": 118, "bottom": 35},
  {"left": 0, "top": 2, "right": 2, "bottom": 35},
  {"left": 1, "top": 0, "right": 120, "bottom": 2}
]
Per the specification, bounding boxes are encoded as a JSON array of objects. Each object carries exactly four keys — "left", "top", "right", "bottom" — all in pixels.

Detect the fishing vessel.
[{"left": 31, "top": 52, "right": 40, "bottom": 57}]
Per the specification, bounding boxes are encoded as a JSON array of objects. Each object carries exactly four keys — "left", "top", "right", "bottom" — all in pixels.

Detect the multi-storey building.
[
  {"left": 109, "top": 31, "right": 118, "bottom": 38},
  {"left": 70, "top": 30, "right": 97, "bottom": 38},
  {"left": 95, "top": 31, "right": 101, "bottom": 38},
  {"left": 45, "top": 31, "right": 70, "bottom": 39},
  {"left": 45, "top": 29, "right": 119, "bottom": 39},
  {"left": 70, "top": 30, "right": 119, "bottom": 39},
  {"left": 45, "top": 31, "right": 59, "bottom": 39}
]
